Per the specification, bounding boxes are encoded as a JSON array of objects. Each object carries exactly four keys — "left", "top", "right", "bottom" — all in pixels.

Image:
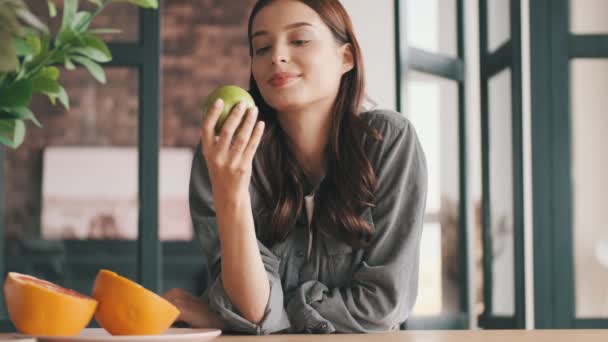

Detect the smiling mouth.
[{"left": 269, "top": 75, "right": 301, "bottom": 88}]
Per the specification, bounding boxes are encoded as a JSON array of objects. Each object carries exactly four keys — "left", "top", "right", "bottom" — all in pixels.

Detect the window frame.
[
  {"left": 531, "top": 0, "right": 608, "bottom": 329},
  {"left": 395, "top": 0, "right": 470, "bottom": 330}
]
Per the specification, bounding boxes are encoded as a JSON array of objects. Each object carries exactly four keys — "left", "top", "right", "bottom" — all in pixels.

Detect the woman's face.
[{"left": 250, "top": 0, "right": 353, "bottom": 114}]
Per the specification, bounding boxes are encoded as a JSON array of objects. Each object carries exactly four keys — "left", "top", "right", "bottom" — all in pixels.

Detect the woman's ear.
[{"left": 340, "top": 43, "right": 355, "bottom": 74}]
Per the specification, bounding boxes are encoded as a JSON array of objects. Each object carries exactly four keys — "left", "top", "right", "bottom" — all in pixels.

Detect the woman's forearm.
[{"left": 214, "top": 193, "right": 270, "bottom": 324}]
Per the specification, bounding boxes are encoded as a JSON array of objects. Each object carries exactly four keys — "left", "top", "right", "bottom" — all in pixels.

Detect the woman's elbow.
[{"left": 242, "top": 308, "right": 266, "bottom": 326}]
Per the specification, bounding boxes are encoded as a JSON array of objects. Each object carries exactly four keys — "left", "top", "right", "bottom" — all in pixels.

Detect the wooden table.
[
  {"left": 2, "top": 329, "right": 608, "bottom": 341},
  {"left": 215, "top": 330, "right": 608, "bottom": 342}
]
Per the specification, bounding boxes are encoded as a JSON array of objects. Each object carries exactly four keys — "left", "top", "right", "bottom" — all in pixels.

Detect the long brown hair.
[{"left": 248, "top": 0, "right": 382, "bottom": 248}]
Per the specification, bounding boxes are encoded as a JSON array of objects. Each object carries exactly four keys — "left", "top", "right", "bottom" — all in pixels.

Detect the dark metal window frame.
[
  {"left": 395, "top": 0, "right": 470, "bottom": 330},
  {"left": 531, "top": 0, "right": 608, "bottom": 329},
  {"left": 478, "top": 0, "right": 526, "bottom": 329}
]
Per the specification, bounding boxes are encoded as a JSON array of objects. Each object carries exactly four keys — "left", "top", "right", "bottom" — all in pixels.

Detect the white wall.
[{"left": 340, "top": 0, "right": 396, "bottom": 111}]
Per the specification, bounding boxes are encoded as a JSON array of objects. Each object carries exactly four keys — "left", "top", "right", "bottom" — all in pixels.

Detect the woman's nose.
[{"left": 271, "top": 46, "right": 289, "bottom": 64}]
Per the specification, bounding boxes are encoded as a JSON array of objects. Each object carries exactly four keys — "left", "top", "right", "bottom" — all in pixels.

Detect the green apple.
[{"left": 202, "top": 85, "right": 256, "bottom": 134}]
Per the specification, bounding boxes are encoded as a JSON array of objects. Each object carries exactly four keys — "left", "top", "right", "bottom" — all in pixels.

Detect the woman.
[{"left": 163, "top": 0, "right": 427, "bottom": 334}]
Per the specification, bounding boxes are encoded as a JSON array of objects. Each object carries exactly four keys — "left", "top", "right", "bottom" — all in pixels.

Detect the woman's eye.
[
  {"left": 255, "top": 46, "right": 271, "bottom": 55},
  {"left": 292, "top": 40, "right": 310, "bottom": 46}
]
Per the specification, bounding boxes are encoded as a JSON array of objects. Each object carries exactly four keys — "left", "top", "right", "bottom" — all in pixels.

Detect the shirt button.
[
  {"left": 315, "top": 322, "right": 329, "bottom": 334},
  {"left": 296, "top": 250, "right": 305, "bottom": 257}
]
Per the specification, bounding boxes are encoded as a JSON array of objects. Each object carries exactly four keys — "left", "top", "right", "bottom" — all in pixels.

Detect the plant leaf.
[
  {"left": 71, "top": 34, "right": 112, "bottom": 62},
  {"left": 0, "top": 31, "right": 18, "bottom": 72},
  {"left": 0, "top": 79, "right": 32, "bottom": 107},
  {"left": 47, "top": 0, "right": 57, "bottom": 17},
  {"left": 87, "top": 0, "right": 103, "bottom": 7},
  {"left": 39, "top": 66, "right": 60, "bottom": 81},
  {"left": 72, "top": 55, "right": 105, "bottom": 83},
  {"left": 14, "top": 34, "right": 41, "bottom": 57},
  {"left": 26, "top": 34, "right": 41, "bottom": 55},
  {"left": 87, "top": 28, "right": 121, "bottom": 35},
  {"left": 1, "top": 107, "right": 42, "bottom": 127},
  {"left": 64, "top": 56, "right": 76, "bottom": 70},
  {"left": 61, "top": 0, "right": 79, "bottom": 31},
  {"left": 55, "top": 27, "right": 76, "bottom": 47},
  {"left": 15, "top": 8, "right": 48, "bottom": 33},
  {"left": 32, "top": 75, "right": 61, "bottom": 95},
  {"left": 57, "top": 86, "right": 69, "bottom": 109},
  {"left": 113, "top": 0, "right": 158, "bottom": 9},
  {"left": 37, "top": 31, "right": 50, "bottom": 56},
  {"left": 24, "top": 50, "right": 51, "bottom": 73},
  {"left": 14, "top": 37, "right": 34, "bottom": 56},
  {"left": 71, "top": 11, "right": 92, "bottom": 31},
  {"left": 0, "top": 119, "right": 26, "bottom": 149},
  {"left": 70, "top": 47, "right": 111, "bottom": 63}
]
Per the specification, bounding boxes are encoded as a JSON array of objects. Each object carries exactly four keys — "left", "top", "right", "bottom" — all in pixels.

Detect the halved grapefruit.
[
  {"left": 92, "top": 269, "right": 180, "bottom": 335},
  {"left": 3, "top": 272, "right": 97, "bottom": 336}
]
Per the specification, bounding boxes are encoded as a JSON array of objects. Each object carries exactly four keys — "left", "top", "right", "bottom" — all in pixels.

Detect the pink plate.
[{"left": 18, "top": 328, "right": 222, "bottom": 342}]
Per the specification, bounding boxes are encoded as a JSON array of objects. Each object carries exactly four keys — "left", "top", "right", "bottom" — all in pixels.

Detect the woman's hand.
[
  {"left": 162, "top": 288, "right": 225, "bottom": 330},
  {"left": 201, "top": 99, "right": 265, "bottom": 204},
  {"left": 199, "top": 99, "right": 270, "bottom": 323}
]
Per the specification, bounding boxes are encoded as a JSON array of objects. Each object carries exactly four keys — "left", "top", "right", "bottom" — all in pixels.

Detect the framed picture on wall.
[{"left": 41, "top": 146, "right": 194, "bottom": 241}]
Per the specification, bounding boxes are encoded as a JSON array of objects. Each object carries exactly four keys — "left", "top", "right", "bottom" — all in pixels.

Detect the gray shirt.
[{"left": 189, "top": 109, "right": 428, "bottom": 334}]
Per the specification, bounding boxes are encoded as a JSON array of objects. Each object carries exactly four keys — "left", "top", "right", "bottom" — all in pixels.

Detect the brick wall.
[{"left": 4, "top": 0, "right": 257, "bottom": 237}]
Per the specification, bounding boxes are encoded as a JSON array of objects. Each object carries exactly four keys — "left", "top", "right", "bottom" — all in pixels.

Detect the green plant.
[{"left": 0, "top": 0, "right": 158, "bottom": 148}]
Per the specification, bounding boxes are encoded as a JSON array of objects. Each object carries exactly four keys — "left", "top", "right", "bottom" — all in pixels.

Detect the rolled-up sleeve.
[
  {"left": 189, "top": 142, "right": 291, "bottom": 334},
  {"left": 285, "top": 118, "right": 428, "bottom": 333}
]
